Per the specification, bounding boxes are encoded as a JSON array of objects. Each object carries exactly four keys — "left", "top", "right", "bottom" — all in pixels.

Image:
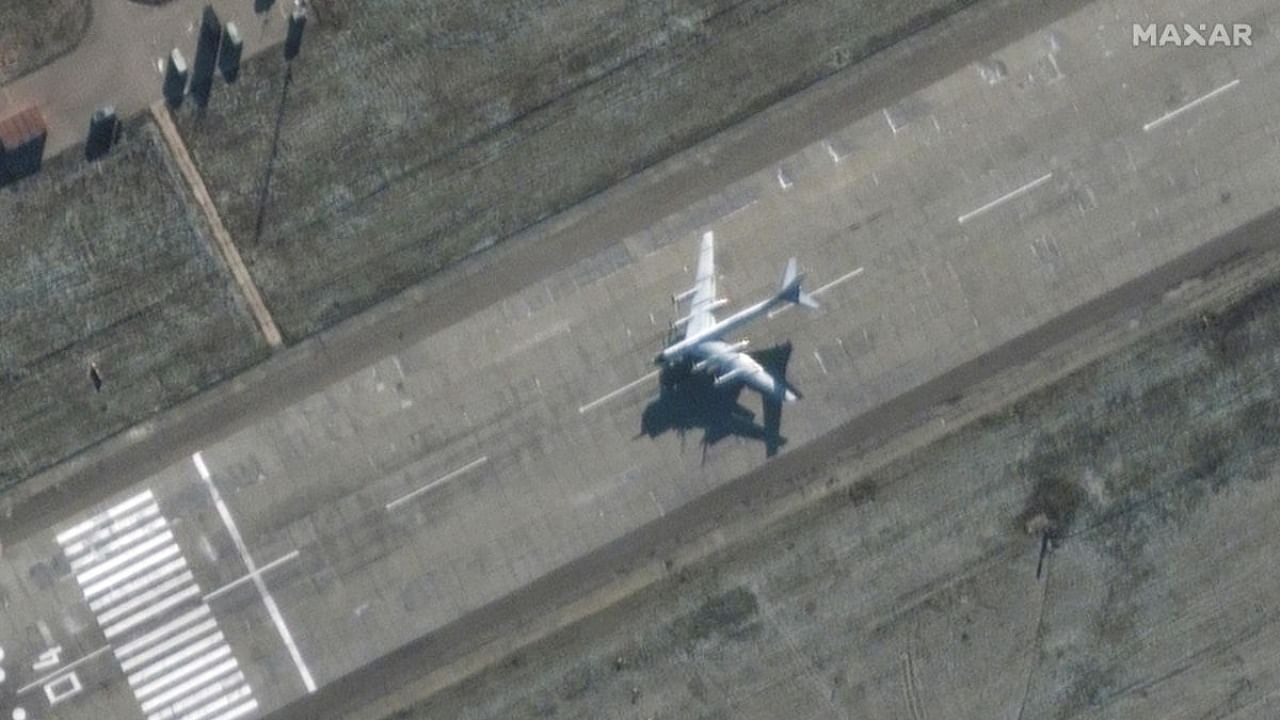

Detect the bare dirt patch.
[
  {"left": 0, "top": 116, "right": 270, "bottom": 490},
  {"left": 0, "top": 0, "right": 90, "bottom": 86}
]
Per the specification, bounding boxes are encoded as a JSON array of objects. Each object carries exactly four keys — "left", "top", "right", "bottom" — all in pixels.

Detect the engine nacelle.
[{"left": 713, "top": 368, "right": 749, "bottom": 387}]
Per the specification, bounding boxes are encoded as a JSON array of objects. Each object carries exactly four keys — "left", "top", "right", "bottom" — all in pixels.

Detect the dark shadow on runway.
[{"left": 639, "top": 342, "right": 794, "bottom": 459}]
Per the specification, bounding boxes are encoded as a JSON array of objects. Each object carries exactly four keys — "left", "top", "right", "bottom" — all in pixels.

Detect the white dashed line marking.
[
  {"left": 958, "top": 172, "right": 1053, "bottom": 225},
  {"left": 386, "top": 456, "right": 490, "bottom": 510},
  {"left": 578, "top": 370, "right": 661, "bottom": 414},
  {"left": 1143, "top": 78, "right": 1240, "bottom": 132}
]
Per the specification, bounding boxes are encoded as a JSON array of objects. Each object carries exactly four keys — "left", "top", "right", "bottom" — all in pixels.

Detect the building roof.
[{"left": 0, "top": 106, "right": 47, "bottom": 150}]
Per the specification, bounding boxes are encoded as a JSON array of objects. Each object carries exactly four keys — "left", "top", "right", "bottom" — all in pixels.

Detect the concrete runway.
[{"left": 1, "top": 0, "right": 1278, "bottom": 718}]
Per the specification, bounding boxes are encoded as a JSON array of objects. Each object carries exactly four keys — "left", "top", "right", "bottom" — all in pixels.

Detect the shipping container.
[{"left": 0, "top": 105, "right": 47, "bottom": 183}]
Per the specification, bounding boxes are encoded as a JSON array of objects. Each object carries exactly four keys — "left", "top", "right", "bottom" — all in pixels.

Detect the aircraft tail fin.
[{"left": 777, "top": 258, "right": 819, "bottom": 309}]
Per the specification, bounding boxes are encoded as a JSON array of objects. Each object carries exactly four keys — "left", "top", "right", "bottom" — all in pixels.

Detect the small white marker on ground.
[
  {"left": 813, "top": 350, "right": 828, "bottom": 375},
  {"left": 882, "top": 108, "right": 898, "bottom": 134}
]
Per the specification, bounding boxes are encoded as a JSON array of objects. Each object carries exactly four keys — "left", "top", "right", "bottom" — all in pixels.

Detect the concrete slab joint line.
[{"left": 150, "top": 101, "right": 284, "bottom": 349}]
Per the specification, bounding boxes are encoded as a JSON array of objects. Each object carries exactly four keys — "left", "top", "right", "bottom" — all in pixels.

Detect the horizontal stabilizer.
[{"left": 778, "top": 257, "right": 819, "bottom": 309}]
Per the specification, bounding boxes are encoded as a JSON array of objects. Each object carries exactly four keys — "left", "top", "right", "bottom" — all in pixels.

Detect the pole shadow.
[
  {"left": 638, "top": 342, "right": 795, "bottom": 460},
  {"left": 252, "top": 63, "right": 294, "bottom": 245}
]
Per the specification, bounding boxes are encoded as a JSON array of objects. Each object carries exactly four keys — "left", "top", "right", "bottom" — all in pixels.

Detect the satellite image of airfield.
[{"left": 1, "top": 0, "right": 1279, "bottom": 718}]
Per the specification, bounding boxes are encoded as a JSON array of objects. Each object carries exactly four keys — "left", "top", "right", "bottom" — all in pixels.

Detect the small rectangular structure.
[
  {"left": 164, "top": 48, "right": 189, "bottom": 106},
  {"left": 191, "top": 5, "right": 222, "bottom": 104},
  {"left": 219, "top": 22, "right": 243, "bottom": 82},
  {"left": 86, "top": 106, "right": 119, "bottom": 160},
  {"left": 0, "top": 105, "right": 48, "bottom": 183},
  {"left": 285, "top": 9, "right": 306, "bottom": 59}
]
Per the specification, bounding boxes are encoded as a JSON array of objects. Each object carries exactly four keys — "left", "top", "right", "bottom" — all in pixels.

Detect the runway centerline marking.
[
  {"left": 205, "top": 550, "right": 301, "bottom": 602},
  {"left": 16, "top": 646, "right": 112, "bottom": 694},
  {"left": 1143, "top": 78, "right": 1240, "bottom": 133},
  {"left": 386, "top": 456, "right": 490, "bottom": 510},
  {"left": 194, "top": 452, "right": 317, "bottom": 693},
  {"left": 578, "top": 370, "right": 660, "bottom": 414},
  {"left": 769, "top": 266, "right": 863, "bottom": 318},
  {"left": 957, "top": 172, "right": 1053, "bottom": 225}
]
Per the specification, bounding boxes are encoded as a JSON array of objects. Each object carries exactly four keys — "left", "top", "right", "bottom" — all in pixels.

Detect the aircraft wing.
[{"left": 685, "top": 231, "right": 718, "bottom": 337}]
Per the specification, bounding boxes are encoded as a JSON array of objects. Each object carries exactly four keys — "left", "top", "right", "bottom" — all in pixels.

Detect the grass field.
[
  {"left": 177, "top": 0, "right": 977, "bottom": 341},
  {"left": 0, "top": 117, "right": 270, "bottom": 491},
  {"left": 398, "top": 263, "right": 1280, "bottom": 717},
  {"left": 0, "top": 0, "right": 90, "bottom": 86}
]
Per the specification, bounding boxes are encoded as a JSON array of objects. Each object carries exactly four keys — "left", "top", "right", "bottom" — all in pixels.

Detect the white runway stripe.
[
  {"left": 197, "top": 452, "right": 316, "bottom": 693},
  {"left": 63, "top": 504, "right": 161, "bottom": 558},
  {"left": 91, "top": 558, "right": 189, "bottom": 613},
  {"left": 61, "top": 490, "right": 258, "bottom": 720},
  {"left": 179, "top": 684, "right": 253, "bottom": 720},
  {"left": 129, "top": 632, "right": 226, "bottom": 686},
  {"left": 140, "top": 658, "right": 238, "bottom": 713},
  {"left": 205, "top": 699, "right": 258, "bottom": 720},
  {"left": 146, "top": 671, "right": 244, "bottom": 720},
  {"left": 135, "top": 645, "right": 233, "bottom": 700},
  {"left": 77, "top": 530, "right": 175, "bottom": 585},
  {"left": 110, "top": 490, "right": 158, "bottom": 518},
  {"left": 104, "top": 584, "right": 202, "bottom": 639},
  {"left": 70, "top": 516, "right": 169, "bottom": 572},
  {"left": 99, "top": 572, "right": 196, "bottom": 626},
  {"left": 116, "top": 606, "right": 211, "bottom": 659},
  {"left": 122, "top": 618, "right": 220, "bottom": 673},
  {"left": 83, "top": 544, "right": 182, "bottom": 599},
  {"left": 56, "top": 490, "right": 154, "bottom": 544}
]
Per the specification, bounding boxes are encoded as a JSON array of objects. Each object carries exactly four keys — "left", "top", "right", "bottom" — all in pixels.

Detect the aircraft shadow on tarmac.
[{"left": 638, "top": 341, "right": 794, "bottom": 460}]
